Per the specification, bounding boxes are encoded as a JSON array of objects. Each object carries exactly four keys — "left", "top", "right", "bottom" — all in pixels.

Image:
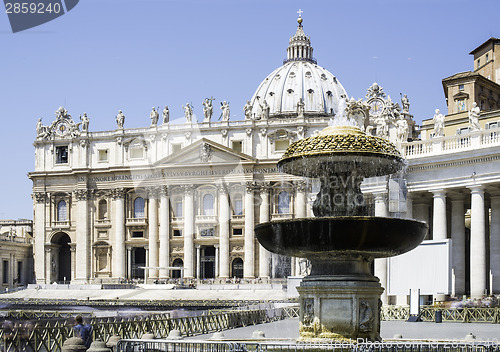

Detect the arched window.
[
  {"left": 203, "top": 194, "right": 214, "bottom": 216},
  {"left": 57, "top": 200, "right": 67, "bottom": 221},
  {"left": 278, "top": 191, "right": 290, "bottom": 214},
  {"left": 134, "top": 197, "right": 145, "bottom": 218},
  {"left": 233, "top": 194, "right": 243, "bottom": 215},
  {"left": 98, "top": 199, "right": 108, "bottom": 219}
]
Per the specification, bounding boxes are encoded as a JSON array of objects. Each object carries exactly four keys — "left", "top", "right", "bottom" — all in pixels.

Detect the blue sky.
[{"left": 0, "top": 0, "right": 498, "bottom": 219}]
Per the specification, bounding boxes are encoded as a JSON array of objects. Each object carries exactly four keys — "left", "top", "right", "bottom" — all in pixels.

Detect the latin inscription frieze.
[{"left": 78, "top": 167, "right": 278, "bottom": 183}]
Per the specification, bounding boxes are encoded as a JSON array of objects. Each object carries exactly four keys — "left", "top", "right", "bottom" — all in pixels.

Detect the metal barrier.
[
  {"left": 116, "top": 340, "right": 500, "bottom": 352},
  {"left": 380, "top": 305, "right": 500, "bottom": 323},
  {"left": 0, "top": 309, "right": 284, "bottom": 352}
]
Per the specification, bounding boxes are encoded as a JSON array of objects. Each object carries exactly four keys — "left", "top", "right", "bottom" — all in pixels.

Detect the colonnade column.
[
  {"left": 74, "top": 188, "right": 90, "bottom": 283},
  {"left": 113, "top": 188, "right": 126, "bottom": 280},
  {"left": 244, "top": 182, "right": 255, "bottom": 278},
  {"left": 148, "top": 188, "right": 159, "bottom": 280},
  {"left": 214, "top": 244, "right": 220, "bottom": 278},
  {"left": 432, "top": 190, "right": 447, "bottom": 240},
  {"left": 413, "top": 198, "right": 430, "bottom": 240},
  {"left": 183, "top": 185, "right": 195, "bottom": 279},
  {"left": 33, "top": 192, "right": 47, "bottom": 283},
  {"left": 45, "top": 248, "right": 52, "bottom": 284},
  {"left": 259, "top": 183, "right": 270, "bottom": 279},
  {"left": 196, "top": 245, "right": 201, "bottom": 279},
  {"left": 183, "top": 185, "right": 194, "bottom": 279},
  {"left": 451, "top": 195, "right": 466, "bottom": 296},
  {"left": 159, "top": 186, "right": 170, "bottom": 279},
  {"left": 469, "top": 186, "right": 486, "bottom": 298},
  {"left": 490, "top": 195, "right": 500, "bottom": 293},
  {"left": 127, "top": 247, "right": 132, "bottom": 280},
  {"left": 218, "top": 185, "right": 230, "bottom": 278},
  {"left": 373, "top": 192, "right": 389, "bottom": 305}
]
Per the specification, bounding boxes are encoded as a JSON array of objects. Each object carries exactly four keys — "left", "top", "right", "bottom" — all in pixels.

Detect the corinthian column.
[
  {"left": 244, "top": 182, "right": 255, "bottom": 278},
  {"left": 183, "top": 185, "right": 195, "bottom": 279},
  {"left": 148, "top": 188, "right": 159, "bottom": 280},
  {"left": 33, "top": 192, "right": 47, "bottom": 283},
  {"left": 112, "top": 188, "right": 126, "bottom": 279},
  {"left": 373, "top": 192, "right": 388, "bottom": 305},
  {"left": 218, "top": 185, "right": 230, "bottom": 278},
  {"left": 259, "top": 183, "right": 271, "bottom": 278},
  {"left": 469, "top": 186, "right": 486, "bottom": 298},
  {"left": 159, "top": 186, "right": 170, "bottom": 279},
  {"left": 74, "top": 188, "right": 90, "bottom": 283}
]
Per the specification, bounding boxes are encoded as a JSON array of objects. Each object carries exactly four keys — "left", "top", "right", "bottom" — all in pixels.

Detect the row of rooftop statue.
[{"left": 433, "top": 102, "right": 481, "bottom": 137}]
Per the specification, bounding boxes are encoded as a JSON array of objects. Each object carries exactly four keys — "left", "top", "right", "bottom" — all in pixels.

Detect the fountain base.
[{"left": 298, "top": 271, "right": 383, "bottom": 342}]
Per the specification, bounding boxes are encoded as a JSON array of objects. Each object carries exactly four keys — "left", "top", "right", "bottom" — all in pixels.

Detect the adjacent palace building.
[{"left": 29, "top": 17, "right": 500, "bottom": 303}]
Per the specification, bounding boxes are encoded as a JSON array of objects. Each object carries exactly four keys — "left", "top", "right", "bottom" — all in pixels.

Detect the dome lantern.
[{"left": 284, "top": 12, "right": 316, "bottom": 65}]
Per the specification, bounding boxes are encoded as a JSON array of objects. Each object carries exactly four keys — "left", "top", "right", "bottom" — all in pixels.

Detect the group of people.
[{"left": 435, "top": 294, "right": 500, "bottom": 308}]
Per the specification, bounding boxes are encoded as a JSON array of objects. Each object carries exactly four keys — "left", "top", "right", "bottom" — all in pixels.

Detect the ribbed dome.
[{"left": 248, "top": 18, "right": 348, "bottom": 119}]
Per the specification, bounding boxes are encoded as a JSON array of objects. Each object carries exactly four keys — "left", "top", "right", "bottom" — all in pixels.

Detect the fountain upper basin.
[{"left": 255, "top": 216, "right": 428, "bottom": 260}]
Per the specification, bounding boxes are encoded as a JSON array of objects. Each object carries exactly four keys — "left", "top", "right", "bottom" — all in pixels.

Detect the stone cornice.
[{"left": 407, "top": 154, "right": 500, "bottom": 172}]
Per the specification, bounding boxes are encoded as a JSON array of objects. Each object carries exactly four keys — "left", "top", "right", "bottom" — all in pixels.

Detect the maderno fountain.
[{"left": 255, "top": 118, "right": 428, "bottom": 341}]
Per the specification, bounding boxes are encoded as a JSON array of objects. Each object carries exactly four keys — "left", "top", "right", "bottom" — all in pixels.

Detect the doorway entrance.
[
  {"left": 51, "top": 232, "right": 71, "bottom": 283},
  {"left": 201, "top": 246, "right": 215, "bottom": 279}
]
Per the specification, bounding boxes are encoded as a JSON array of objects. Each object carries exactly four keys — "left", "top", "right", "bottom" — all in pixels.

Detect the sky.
[{"left": 0, "top": 0, "right": 498, "bottom": 219}]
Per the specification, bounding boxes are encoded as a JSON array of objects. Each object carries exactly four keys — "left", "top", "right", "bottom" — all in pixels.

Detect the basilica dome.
[{"left": 248, "top": 17, "right": 348, "bottom": 119}]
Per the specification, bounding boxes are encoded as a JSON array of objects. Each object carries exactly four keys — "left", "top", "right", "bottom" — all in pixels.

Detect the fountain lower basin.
[{"left": 255, "top": 216, "right": 427, "bottom": 260}]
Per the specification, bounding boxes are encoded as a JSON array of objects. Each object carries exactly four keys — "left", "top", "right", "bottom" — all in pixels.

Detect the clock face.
[
  {"left": 55, "top": 121, "right": 69, "bottom": 136},
  {"left": 369, "top": 99, "right": 384, "bottom": 116}
]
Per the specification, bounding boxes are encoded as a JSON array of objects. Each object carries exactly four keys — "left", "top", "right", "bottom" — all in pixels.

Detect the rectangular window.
[
  {"left": 486, "top": 53, "right": 489, "bottom": 63},
  {"left": 477, "top": 59, "right": 481, "bottom": 69},
  {"left": 458, "top": 84, "right": 464, "bottom": 91},
  {"left": 175, "top": 201, "right": 183, "bottom": 217},
  {"left": 132, "top": 231, "right": 143, "bottom": 238},
  {"left": 171, "top": 144, "right": 182, "bottom": 154},
  {"left": 55, "top": 146, "right": 68, "bottom": 164},
  {"left": 98, "top": 149, "right": 108, "bottom": 162},
  {"left": 130, "top": 147, "right": 144, "bottom": 159},
  {"left": 232, "top": 228, "right": 243, "bottom": 236},
  {"left": 232, "top": 140, "right": 242, "bottom": 153},
  {"left": 173, "top": 229, "right": 182, "bottom": 237}
]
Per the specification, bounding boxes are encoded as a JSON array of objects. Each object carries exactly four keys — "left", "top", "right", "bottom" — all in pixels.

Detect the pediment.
[{"left": 154, "top": 138, "right": 256, "bottom": 166}]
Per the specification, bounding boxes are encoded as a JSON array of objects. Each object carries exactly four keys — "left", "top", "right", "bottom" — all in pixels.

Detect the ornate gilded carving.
[{"left": 280, "top": 125, "right": 403, "bottom": 162}]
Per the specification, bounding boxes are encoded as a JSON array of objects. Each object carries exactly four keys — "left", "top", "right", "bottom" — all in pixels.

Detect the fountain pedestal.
[{"left": 297, "top": 256, "right": 383, "bottom": 341}]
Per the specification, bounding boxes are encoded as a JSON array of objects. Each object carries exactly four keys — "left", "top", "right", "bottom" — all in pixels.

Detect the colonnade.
[{"left": 376, "top": 186, "right": 500, "bottom": 303}]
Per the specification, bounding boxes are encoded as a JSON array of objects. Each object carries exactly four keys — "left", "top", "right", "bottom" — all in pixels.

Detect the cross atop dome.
[
  {"left": 284, "top": 10, "right": 316, "bottom": 64},
  {"left": 297, "top": 9, "right": 303, "bottom": 26}
]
